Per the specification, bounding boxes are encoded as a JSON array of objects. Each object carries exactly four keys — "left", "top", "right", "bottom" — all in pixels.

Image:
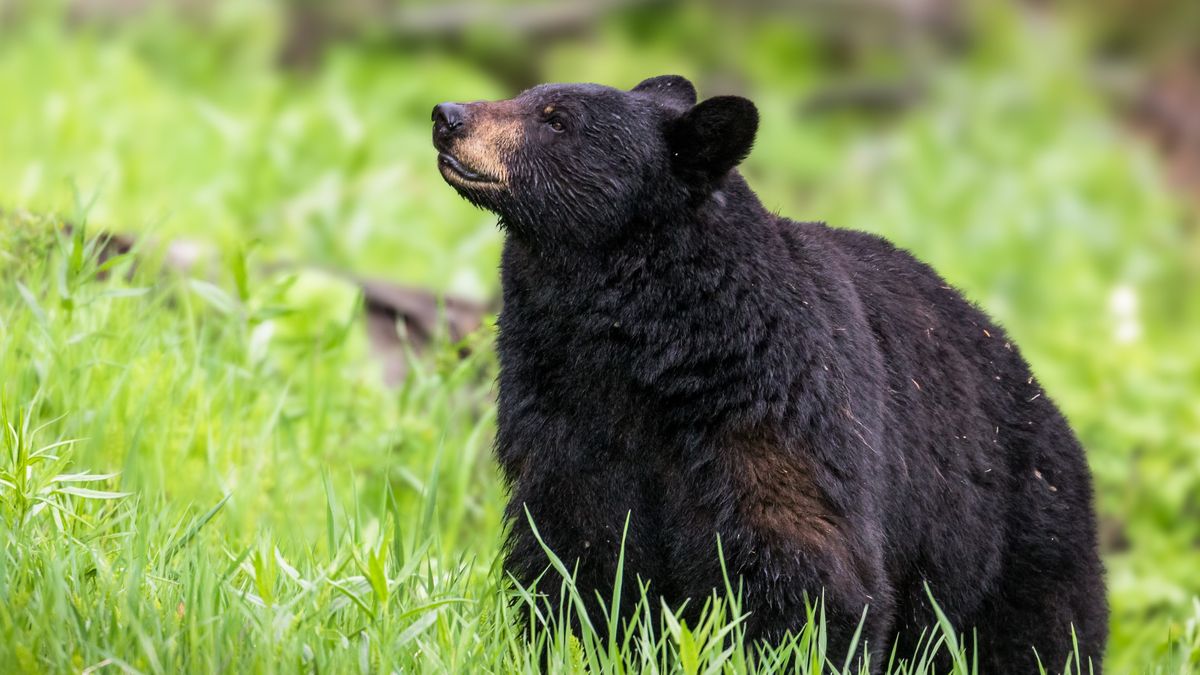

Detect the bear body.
[{"left": 433, "top": 76, "right": 1107, "bottom": 672}]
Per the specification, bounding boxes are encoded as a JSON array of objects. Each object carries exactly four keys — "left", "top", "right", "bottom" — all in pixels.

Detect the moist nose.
[{"left": 432, "top": 102, "right": 466, "bottom": 146}]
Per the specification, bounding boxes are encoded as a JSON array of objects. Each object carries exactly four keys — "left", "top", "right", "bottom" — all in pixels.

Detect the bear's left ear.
[
  {"left": 667, "top": 96, "right": 758, "bottom": 181},
  {"left": 632, "top": 75, "right": 697, "bottom": 109}
]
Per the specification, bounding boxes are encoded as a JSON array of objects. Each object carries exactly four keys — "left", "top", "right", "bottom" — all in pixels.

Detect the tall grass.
[{"left": 1, "top": 211, "right": 1195, "bottom": 673}]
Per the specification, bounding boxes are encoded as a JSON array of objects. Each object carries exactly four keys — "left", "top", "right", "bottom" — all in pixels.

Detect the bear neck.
[
  {"left": 496, "top": 172, "right": 834, "bottom": 435},
  {"left": 504, "top": 172, "right": 770, "bottom": 273}
]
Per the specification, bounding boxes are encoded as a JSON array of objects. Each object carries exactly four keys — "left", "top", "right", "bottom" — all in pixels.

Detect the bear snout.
[
  {"left": 431, "top": 100, "right": 519, "bottom": 188},
  {"left": 432, "top": 102, "right": 467, "bottom": 151}
]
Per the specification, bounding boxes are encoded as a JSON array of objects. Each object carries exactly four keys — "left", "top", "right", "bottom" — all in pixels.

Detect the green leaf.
[
  {"left": 677, "top": 621, "right": 699, "bottom": 675},
  {"left": 95, "top": 287, "right": 150, "bottom": 300},
  {"left": 16, "top": 282, "right": 47, "bottom": 325},
  {"left": 51, "top": 471, "right": 118, "bottom": 483},
  {"left": 328, "top": 578, "right": 375, "bottom": 620},
  {"left": 188, "top": 279, "right": 239, "bottom": 315},
  {"left": 56, "top": 486, "right": 130, "bottom": 500},
  {"left": 162, "top": 493, "right": 231, "bottom": 566},
  {"left": 394, "top": 609, "right": 440, "bottom": 648}
]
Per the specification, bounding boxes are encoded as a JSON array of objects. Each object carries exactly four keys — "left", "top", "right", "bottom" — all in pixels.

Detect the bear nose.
[{"left": 432, "top": 102, "right": 466, "bottom": 148}]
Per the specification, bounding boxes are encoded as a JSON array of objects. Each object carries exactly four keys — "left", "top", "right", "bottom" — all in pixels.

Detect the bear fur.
[{"left": 432, "top": 75, "right": 1108, "bottom": 672}]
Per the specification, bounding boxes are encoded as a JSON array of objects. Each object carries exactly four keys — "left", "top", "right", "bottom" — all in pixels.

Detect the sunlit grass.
[{"left": 0, "top": 222, "right": 1142, "bottom": 672}]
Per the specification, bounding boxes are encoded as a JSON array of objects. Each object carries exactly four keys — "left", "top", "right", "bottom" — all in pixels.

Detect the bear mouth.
[{"left": 438, "top": 153, "right": 501, "bottom": 186}]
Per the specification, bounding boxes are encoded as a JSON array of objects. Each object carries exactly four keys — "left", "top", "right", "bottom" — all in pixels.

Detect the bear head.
[{"left": 432, "top": 75, "right": 758, "bottom": 249}]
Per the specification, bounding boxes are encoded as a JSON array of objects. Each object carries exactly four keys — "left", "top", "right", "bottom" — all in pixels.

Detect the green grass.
[
  {"left": 0, "top": 223, "right": 1196, "bottom": 674},
  {"left": 1, "top": 2, "right": 1199, "bottom": 672},
  {"left": 0, "top": 219, "right": 991, "bottom": 673}
]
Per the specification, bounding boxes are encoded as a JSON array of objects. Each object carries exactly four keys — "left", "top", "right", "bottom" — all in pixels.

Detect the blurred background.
[{"left": 1, "top": 0, "right": 1198, "bottom": 670}]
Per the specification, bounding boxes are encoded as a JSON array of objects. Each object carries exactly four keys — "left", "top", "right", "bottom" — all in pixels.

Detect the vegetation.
[{"left": 1, "top": 2, "right": 1198, "bottom": 672}]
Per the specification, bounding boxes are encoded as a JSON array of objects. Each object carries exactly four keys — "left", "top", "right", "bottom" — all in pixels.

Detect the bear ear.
[
  {"left": 668, "top": 95, "right": 758, "bottom": 181},
  {"left": 632, "top": 74, "right": 697, "bottom": 109}
]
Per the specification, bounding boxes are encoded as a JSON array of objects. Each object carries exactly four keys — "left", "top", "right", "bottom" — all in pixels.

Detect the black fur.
[{"left": 433, "top": 76, "right": 1108, "bottom": 673}]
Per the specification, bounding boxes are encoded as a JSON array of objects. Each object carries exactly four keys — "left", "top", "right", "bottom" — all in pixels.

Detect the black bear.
[{"left": 432, "top": 75, "right": 1107, "bottom": 672}]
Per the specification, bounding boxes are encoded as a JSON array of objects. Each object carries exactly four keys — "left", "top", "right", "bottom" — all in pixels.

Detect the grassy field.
[{"left": 2, "top": 2, "right": 1200, "bottom": 673}]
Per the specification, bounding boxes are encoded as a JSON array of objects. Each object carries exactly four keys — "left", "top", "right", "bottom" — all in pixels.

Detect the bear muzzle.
[{"left": 432, "top": 100, "right": 517, "bottom": 188}]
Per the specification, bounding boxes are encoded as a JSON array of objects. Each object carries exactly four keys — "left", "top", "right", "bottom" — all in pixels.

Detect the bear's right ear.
[
  {"left": 632, "top": 75, "right": 697, "bottom": 109},
  {"left": 667, "top": 96, "right": 758, "bottom": 182}
]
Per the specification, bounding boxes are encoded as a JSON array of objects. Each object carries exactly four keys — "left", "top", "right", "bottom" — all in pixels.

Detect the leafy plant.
[{"left": 0, "top": 397, "right": 127, "bottom": 532}]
